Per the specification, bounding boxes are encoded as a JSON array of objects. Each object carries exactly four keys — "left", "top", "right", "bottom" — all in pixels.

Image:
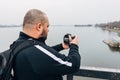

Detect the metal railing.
[{"left": 67, "top": 66, "right": 120, "bottom": 80}]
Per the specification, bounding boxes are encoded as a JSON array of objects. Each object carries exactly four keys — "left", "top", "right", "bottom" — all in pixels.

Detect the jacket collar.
[{"left": 19, "top": 32, "right": 46, "bottom": 43}]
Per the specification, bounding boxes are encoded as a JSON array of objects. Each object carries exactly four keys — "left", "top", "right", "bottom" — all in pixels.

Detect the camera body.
[{"left": 63, "top": 33, "right": 75, "bottom": 46}]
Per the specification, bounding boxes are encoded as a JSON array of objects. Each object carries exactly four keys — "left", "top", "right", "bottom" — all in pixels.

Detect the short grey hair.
[{"left": 23, "top": 9, "right": 46, "bottom": 27}]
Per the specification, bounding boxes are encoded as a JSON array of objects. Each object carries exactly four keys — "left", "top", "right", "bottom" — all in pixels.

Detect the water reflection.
[
  {"left": 117, "top": 33, "right": 120, "bottom": 37},
  {"left": 107, "top": 46, "right": 120, "bottom": 53}
]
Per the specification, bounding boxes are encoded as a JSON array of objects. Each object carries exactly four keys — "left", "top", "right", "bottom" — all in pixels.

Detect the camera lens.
[
  {"left": 63, "top": 34, "right": 70, "bottom": 45},
  {"left": 63, "top": 33, "right": 74, "bottom": 46}
]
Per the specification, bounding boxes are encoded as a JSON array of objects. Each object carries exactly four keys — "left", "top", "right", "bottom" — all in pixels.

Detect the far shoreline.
[{"left": 101, "top": 27, "right": 120, "bottom": 34}]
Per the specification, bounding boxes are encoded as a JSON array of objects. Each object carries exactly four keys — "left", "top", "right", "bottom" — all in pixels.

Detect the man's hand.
[
  {"left": 70, "top": 36, "right": 79, "bottom": 46},
  {"left": 62, "top": 35, "right": 79, "bottom": 49}
]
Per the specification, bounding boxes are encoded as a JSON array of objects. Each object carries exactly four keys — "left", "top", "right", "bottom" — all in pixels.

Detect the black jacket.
[{"left": 13, "top": 32, "right": 81, "bottom": 80}]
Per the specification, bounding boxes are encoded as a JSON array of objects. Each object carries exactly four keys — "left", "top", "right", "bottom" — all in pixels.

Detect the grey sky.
[{"left": 0, "top": 0, "right": 120, "bottom": 25}]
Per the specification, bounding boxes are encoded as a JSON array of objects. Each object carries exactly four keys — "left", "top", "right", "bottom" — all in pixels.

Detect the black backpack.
[{"left": 0, "top": 39, "right": 37, "bottom": 80}]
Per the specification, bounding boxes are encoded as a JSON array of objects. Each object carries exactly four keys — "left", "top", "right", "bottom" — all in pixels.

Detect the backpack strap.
[
  {"left": 3, "top": 39, "right": 38, "bottom": 80},
  {"left": 13, "top": 39, "right": 38, "bottom": 56}
]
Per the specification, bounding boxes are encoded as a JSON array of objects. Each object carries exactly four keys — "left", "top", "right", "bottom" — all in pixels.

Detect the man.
[{"left": 13, "top": 9, "right": 81, "bottom": 80}]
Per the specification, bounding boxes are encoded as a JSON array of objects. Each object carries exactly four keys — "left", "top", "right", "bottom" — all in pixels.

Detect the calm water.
[{"left": 0, "top": 26, "right": 120, "bottom": 80}]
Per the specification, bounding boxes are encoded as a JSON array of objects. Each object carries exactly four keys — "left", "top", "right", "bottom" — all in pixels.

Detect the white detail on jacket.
[{"left": 35, "top": 45, "right": 72, "bottom": 67}]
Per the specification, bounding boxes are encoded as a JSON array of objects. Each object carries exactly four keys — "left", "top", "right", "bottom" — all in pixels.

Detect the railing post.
[{"left": 67, "top": 74, "right": 73, "bottom": 80}]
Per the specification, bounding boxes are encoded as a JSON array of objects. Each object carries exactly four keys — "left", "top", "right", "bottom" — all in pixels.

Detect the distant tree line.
[
  {"left": 95, "top": 21, "right": 120, "bottom": 30},
  {"left": 0, "top": 24, "right": 21, "bottom": 27}
]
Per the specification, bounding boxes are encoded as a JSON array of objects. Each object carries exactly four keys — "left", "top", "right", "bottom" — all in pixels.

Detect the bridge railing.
[{"left": 67, "top": 66, "right": 120, "bottom": 80}]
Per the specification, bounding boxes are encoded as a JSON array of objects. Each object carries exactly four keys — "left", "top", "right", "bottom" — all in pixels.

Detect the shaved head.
[{"left": 23, "top": 9, "right": 46, "bottom": 28}]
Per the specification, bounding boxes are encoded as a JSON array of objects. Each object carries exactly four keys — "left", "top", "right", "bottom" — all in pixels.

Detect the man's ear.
[{"left": 36, "top": 23, "right": 43, "bottom": 31}]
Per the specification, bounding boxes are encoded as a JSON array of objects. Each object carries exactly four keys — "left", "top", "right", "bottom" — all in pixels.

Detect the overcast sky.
[{"left": 0, "top": 0, "right": 120, "bottom": 25}]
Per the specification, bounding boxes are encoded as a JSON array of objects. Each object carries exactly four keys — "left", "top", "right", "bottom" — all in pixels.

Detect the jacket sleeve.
[
  {"left": 48, "top": 44, "right": 81, "bottom": 75},
  {"left": 33, "top": 43, "right": 81, "bottom": 75},
  {"left": 51, "top": 43, "right": 64, "bottom": 52}
]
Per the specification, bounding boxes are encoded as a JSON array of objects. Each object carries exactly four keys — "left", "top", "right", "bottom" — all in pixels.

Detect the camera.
[{"left": 63, "top": 33, "right": 75, "bottom": 46}]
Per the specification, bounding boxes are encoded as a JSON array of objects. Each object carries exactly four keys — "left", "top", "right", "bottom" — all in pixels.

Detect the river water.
[{"left": 0, "top": 26, "right": 120, "bottom": 80}]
